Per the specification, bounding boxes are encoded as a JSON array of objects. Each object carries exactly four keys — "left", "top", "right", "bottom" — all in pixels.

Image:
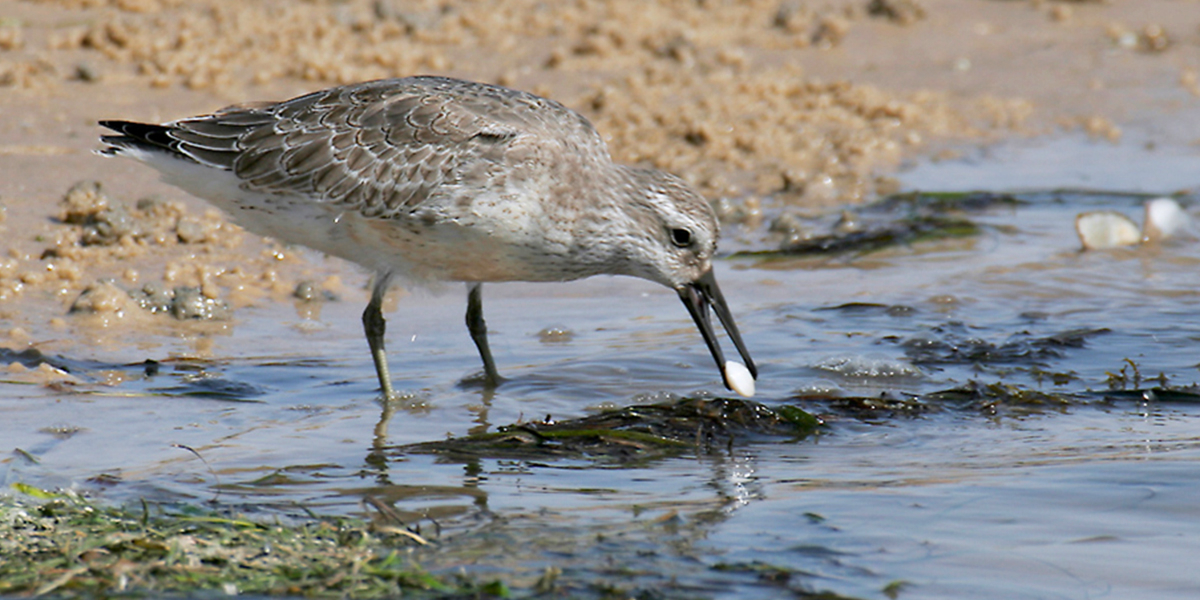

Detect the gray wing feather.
[
  {"left": 229, "top": 78, "right": 604, "bottom": 220},
  {"left": 157, "top": 77, "right": 606, "bottom": 218}
]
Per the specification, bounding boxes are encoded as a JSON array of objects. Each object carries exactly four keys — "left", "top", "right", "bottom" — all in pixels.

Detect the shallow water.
[{"left": 4, "top": 135, "right": 1200, "bottom": 598}]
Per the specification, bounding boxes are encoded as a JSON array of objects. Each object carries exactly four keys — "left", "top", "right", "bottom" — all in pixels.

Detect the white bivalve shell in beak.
[{"left": 723, "top": 360, "right": 756, "bottom": 398}]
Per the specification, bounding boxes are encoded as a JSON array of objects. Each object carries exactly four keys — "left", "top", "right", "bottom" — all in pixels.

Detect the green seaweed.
[
  {"left": 0, "top": 486, "right": 503, "bottom": 599},
  {"left": 398, "top": 397, "right": 822, "bottom": 462},
  {"left": 738, "top": 215, "right": 980, "bottom": 258}
]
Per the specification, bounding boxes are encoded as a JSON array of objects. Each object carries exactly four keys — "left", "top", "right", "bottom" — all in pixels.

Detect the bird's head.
[{"left": 618, "top": 168, "right": 758, "bottom": 397}]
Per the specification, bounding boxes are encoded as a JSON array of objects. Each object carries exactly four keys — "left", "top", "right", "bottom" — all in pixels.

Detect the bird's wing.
[{"left": 159, "top": 77, "right": 603, "bottom": 219}]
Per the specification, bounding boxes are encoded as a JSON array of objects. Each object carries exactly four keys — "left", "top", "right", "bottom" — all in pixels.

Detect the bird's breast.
[{"left": 328, "top": 191, "right": 611, "bottom": 284}]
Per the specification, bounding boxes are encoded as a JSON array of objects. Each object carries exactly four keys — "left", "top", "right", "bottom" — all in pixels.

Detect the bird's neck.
[{"left": 551, "top": 165, "right": 659, "bottom": 281}]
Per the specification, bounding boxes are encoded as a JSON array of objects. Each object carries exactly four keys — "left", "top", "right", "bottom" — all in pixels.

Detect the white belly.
[{"left": 134, "top": 150, "right": 598, "bottom": 283}]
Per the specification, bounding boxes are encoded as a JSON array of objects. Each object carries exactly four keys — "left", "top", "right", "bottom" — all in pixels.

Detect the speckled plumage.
[{"left": 99, "top": 76, "right": 756, "bottom": 397}]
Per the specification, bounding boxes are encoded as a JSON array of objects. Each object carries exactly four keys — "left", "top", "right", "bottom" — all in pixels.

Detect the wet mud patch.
[
  {"left": 0, "top": 345, "right": 158, "bottom": 388},
  {"left": 147, "top": 371, "right": 269, "bottom": 401},
  {"left": 0, "top": 345, "right": 290, "bottom": 400},
  {"left": 72, "top": 280, "right": 233, "bottom": 321},
  {"left": 1, "top": 346, "right": 81, "bottom": 373}
]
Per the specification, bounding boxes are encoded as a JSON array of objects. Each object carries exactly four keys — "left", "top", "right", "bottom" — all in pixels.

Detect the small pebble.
[
  {"left": 74, "top": 62, "right": 101, "bottom": 82},
  {"left": 170, "top": 286, "right": 230, "bottom": 320},
  {"left": 537, "top": 326, "right": 574, "bottom": 343},
  {"left": 293, "top": 280, "right": 318, "bottom": 301}
]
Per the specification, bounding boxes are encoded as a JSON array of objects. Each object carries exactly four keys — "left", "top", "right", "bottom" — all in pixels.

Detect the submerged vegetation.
[
  {"left": 0, "top": 481, "right": 874, "bottom": 599},
  {"left": 0, "top": 486, "right": 499, "bottom": 599},
  {"left": 400, "top": 396, "right": 822, "bottom": 462},
  {"left": 741, "top": 190, "right": 1017, "bottom": 259}
]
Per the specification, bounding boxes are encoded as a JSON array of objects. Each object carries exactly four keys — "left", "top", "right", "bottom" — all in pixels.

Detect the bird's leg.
[
  {"left": 363, "top": 274, "right": 396, "bottom": 399},
  {"left": 466, "top": 283, "right": 501, "bottom": 386}
]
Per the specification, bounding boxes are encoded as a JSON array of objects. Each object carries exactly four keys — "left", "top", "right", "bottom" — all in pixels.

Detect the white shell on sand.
[
  {"left": 1075, "top": 211, "right": 1140, "bottom": 250},
  {"left": 723, "top": 360, "right": 756, "bottom": 398},
  {"left": 1143, "top": 197, "right": 1190, "bottom": 241}
]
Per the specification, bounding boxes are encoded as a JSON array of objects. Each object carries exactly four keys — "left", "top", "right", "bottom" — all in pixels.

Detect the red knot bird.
[{"left": 98, "top": 76, "right": 757, "bottom": 397}]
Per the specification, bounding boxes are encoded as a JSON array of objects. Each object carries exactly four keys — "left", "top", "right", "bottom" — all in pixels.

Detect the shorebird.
[{"left": 98, "top": 76, "right": 757, "bottom": 397}]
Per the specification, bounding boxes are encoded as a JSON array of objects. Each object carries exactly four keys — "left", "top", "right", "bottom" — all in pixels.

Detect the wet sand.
[{"left": 1, "top": 0, "right": 1199, "bottom": 363}]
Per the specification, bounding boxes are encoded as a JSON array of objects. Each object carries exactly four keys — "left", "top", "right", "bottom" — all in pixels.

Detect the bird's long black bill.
[{"left": 678, "top": 269, "right": 757, "bottom": 392}]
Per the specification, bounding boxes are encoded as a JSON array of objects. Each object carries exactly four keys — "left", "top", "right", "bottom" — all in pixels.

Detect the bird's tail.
[{"left": 97, "top": 120, "right": 179, "bottom": 157}]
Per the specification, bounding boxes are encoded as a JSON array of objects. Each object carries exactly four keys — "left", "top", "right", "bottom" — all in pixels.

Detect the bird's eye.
[{"left": 669, "top": 227, "right": 693, "bottom": 248}]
